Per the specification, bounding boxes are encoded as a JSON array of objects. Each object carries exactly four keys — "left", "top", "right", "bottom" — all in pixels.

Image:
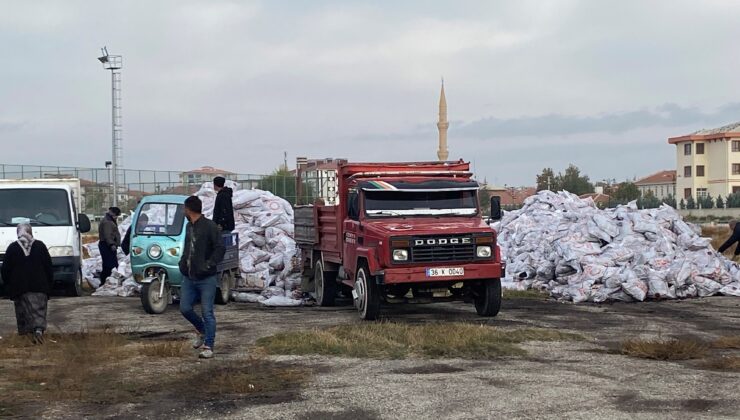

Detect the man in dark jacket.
[
  {"left": 1, "top": 224, "right": 53, "bottom": 344},
  {"left": 718, "top": 220, "right": 740, "bottom": 262},
  {"left": 212, "top": 176, "right": 235, "bottom": 232},
  {"left": 98, "top": 207, "right": 121, "bottom": 286},
  {"left": 178, "top": 196, "right": 225, "bottom": 359}
]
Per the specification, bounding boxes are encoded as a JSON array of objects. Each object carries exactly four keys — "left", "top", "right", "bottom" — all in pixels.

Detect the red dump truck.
[{"left": 295, "top": 160, "right": 504, "bottom": 320}]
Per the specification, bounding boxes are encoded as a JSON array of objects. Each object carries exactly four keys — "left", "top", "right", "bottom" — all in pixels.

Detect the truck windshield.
[
  {"left": 0, "top": 189, "right": 72, "bottom": 226},
  {"left": 364, "top": 189, "right": 478, "bottom": 217},
  {"left": 136, "top": 203, "right": 185, "bottom": 236}
]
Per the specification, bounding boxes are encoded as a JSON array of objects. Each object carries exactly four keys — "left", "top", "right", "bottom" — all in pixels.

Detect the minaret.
[{"left": 437, "top": 79, "right": 449, "bottom": 161}]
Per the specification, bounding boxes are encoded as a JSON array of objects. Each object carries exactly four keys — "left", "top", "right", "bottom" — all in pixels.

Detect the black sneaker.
[{"left": 33, "top": 329, "right": 45, "bottom": 345}]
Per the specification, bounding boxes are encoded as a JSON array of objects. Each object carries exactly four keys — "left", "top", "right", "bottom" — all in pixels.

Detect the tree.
[
  {"left": 686, "top": 196, "right": 696, "bottom": 210},
  {"left": 536, "top": 168, "right": 556, "bottom": 191},
  {"left": 716, "top": 195, "right": 725, "bottom": 209},
  {"left": 637, "top": 190, "right": 660, "bottom": 209},
  {"left": 556, "top": 164, "right": 594, "bottom": 195},
  {"left": 700, "top": 194, "right": 714, "bottom": 209},
  {"left": 479, "top": 188, "right": 492, "bottom": 216},
  {"left": 663, "top": 195, "right": 677, "bottom": 209},
  {"left": 679, "top": 198, "right": 686, "bottom": 210},
  {"left": 613, "top": 182, "right": 640, "bottom": 203},
  {"left": 257, "top": 167, "right": 316, "bottom": 205}
]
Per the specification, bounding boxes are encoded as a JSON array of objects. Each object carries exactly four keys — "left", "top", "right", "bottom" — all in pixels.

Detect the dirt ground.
[{"left": 1, "top": 295, "right": 739, "bottom": 419}]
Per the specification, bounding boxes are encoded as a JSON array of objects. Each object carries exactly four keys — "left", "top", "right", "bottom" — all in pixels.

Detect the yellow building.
[{"left": 669, "top": 122, "right": 740, "bottom": 200}]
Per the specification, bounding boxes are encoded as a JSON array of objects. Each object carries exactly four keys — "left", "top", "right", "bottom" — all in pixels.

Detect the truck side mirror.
[
  {"left": 78, "top": 213, "right": 91, "bottom": 233},
  {"left": 490, "top": 196, "right": 502, "bottom": 221}
]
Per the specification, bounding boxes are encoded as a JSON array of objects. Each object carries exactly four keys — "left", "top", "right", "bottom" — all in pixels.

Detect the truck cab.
[
  {"left": 0, "top": 179, "right": 91, "bottom": 296},
  {"left": 296, "top": 161, "right": 503, "bottom": 320}
]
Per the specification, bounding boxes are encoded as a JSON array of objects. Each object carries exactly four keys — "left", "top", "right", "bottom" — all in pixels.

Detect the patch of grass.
[
  {"left": 621, "top": 338, "right": 709, "bottom": 361},
  {"left": 702, "top": 225, "right": 731, "bottom": 253},
  {"left": 0, "top": 330, "right": 314, "bottom": 415},
  {"left": 701, "top": 356, "right": 740, "bottom": 371},
  {"left": 138, "top": 341, "right": 188, "bottom": 358},
  {"left": 256, "top": 323, "right": 584, "bottom": 359},
  {"left": 193, "top": 357, "right": 311, "bottom": 397},
  {"left": 503, "top": 289, "right": 550, "bottom": 300},
  {"left": 711, "top": 336, "right": 740, "bottom": 350}
]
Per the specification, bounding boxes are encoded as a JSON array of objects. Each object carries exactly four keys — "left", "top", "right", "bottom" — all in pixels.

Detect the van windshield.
[
  {"left": 364, "top": 189, "right": 478, "bottom": 217},
  {"left": 0, "top": 189, "right": 72, "bottom": 226},
  {"left": 136, "top": 203, "right": 185, "bottom": 236}
]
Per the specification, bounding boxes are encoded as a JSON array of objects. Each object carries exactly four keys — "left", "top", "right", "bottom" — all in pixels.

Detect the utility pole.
[{"left": 97, "top": 47, "right": 123, "bottom": 206}]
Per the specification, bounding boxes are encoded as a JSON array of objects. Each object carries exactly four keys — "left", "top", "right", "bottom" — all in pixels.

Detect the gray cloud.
[{"left": 456, "top": 103, "right": 740, "bottom": 139}]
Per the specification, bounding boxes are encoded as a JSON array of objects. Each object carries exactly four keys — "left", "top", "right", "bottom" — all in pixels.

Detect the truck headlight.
[
  {"left": 476, "top": 246, "right": 492, "bottom": 258},
  {"left": 393, "top": 249, "right": 408, "bottom": 261},
  {"left": 167, "top": 247, "right": 180, "bottom": 256},
  {"left": 148, "top": 244, "right": 163, "bottom": 259},
  {"left": 48, "top": 246, "right": 74, "bottom": 257},
  {"left": 132, "top": 246, "right": 143, "bottom": 256}
]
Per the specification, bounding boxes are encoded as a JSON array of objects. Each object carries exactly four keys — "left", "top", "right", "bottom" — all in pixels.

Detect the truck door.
[{"left": 342, "top": 189, "right": 361, "bottom": 277}]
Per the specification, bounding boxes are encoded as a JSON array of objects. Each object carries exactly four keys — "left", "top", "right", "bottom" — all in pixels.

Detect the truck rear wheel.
[
  {"left": 474, "top": 278, "right": 502, "bottom": 317},
  {"left": 215, "top": 271, "right": 232, "bottom": 305},
  {"left": 354, "top": 265, "right": 380, "bottom": 320},
  {"left": 315, "top": 260, "right": 337, "bottom": 306}
]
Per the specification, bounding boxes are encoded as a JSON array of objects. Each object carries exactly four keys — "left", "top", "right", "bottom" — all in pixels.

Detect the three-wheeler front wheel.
[{"left": 141, "top": 278, "right": 170, "bottom": 314}]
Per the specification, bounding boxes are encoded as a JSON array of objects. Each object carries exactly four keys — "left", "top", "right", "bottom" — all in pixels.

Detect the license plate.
[{"left": 426, "top": 267, "right": 465, "bottom": 277}]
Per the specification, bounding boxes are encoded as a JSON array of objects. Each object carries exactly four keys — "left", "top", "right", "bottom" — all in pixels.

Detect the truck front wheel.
[
  {"left": 354, "top": 265, "right": 380, "bottom": 320},
  {"left": 315, "top": 260, "right": 337, "bottom": 306},
  {"left": 474, "top": 278, "right": 502, "bottom": 317},
  {"left": 141, "top": 279, "right": 170, "bottom": 314}
]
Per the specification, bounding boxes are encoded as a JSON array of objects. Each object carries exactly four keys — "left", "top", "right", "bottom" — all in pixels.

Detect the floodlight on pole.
[{"left": 97, "top": 46, "right": 123, "bottom": 207}]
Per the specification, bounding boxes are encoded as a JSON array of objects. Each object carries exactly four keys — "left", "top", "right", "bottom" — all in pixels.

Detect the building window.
[
  {"left": 734, "top": 141, "right": 740, "bottom": 152},
  {"left": 696, "top": 143, "right": 704, "bottom": 154},
  {"left": 733, "top": 186, "right": 740, "bottom": 194},
  {"left": 684, "top": 166, "right": 691, "bottom": 177},
  {"left": 697, "top": 188, "right": 708, "bottom": 199},
  {"left": 734, "top": 164, "right": 740, "bottom": 175},
  {"left": 696, "top": 165, "right": 705, "bottom": 177},
  {"left": 684, "top": 143, "right": 691, "bottom": 155},
  {"left": 684, "top": 188, "right": 691, "bottom": 199}
]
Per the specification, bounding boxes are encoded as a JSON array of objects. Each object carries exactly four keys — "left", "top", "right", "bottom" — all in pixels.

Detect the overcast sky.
[{"left": 2, "top": 0, "right": 740, "bottom": 186}]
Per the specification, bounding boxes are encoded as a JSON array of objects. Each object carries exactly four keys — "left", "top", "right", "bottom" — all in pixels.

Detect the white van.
[{"left": 0, "top": 179, "right": 91, "bottom": 296}]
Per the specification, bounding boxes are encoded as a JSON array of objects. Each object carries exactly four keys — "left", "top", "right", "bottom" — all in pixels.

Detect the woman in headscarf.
[{"left": 1, "top": 223, "right": 53, "bottom": 344}]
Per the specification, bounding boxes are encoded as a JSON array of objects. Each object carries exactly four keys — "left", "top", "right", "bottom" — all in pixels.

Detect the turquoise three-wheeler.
[{"left": 128, "top": 195, "right": 240, "bottom": 314}]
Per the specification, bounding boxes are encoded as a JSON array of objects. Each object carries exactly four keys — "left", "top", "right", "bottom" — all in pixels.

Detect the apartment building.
[{"left": 669, "top": 122, "right": 740, "bottom": 200}]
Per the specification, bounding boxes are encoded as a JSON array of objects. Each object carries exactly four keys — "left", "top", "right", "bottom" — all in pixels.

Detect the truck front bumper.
[
  {"left": 51, "top": 256, "right": 80, "bottom": 287},
  {"left": 379, "top": 262, "right": 504, "bottom": 284}
]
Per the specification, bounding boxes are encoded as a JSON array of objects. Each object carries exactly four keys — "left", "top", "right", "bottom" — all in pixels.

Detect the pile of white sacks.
[
  {"left": 493, "top": 191, "right": 740, "bottom": 302},
  {"left": 195, "top": 181, "right": 303, "bottom": 306},
  {"left": 83, "top": 216, "right": 141, "bottom": 297}
]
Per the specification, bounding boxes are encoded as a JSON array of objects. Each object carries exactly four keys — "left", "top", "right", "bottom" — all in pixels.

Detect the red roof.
[
  {"left": 488, "top": 187, "right": 536, "bottom": 206},
  {"left": 635, "top": 170, "right": 676, "bottom": 186},
  {"left": 668, "top": 122, "right": 740, "bottom": 144}
]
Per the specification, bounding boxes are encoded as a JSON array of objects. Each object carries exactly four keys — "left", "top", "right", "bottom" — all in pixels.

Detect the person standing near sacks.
[
  {"left": 212, "top": 176, "right": 234, "bottom": 233},
  {"left": 1, "top": 224, "right": 54, "bottom": 344},
  {"left": 98, "top": 207, "right": 122, "bottom": 285},
  {"left": 718, "top": 219, "right": 740, "bottom": 262},
  {"left": 178, "top": 196, "right": 225, "bottom": 359}
]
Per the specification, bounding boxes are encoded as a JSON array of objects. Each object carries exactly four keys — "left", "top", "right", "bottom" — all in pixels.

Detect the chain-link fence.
[{"left": 0, "top": 164, "right": 329, "bottom": 217}]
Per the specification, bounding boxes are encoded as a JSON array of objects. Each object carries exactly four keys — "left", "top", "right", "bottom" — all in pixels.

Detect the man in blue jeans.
[{"left": 178, "top": 196, "right": 225, "bottom": 359}]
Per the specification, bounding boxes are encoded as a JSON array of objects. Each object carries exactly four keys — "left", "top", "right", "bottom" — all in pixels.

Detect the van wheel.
[
  {"left": 66, "top": 270, "right": 84, "bottom": 297},
  {"left": 354, "top": 264, "right": 380, "bottom": 320},
  {"left": 142, "top": 279, "right": 170, "bottom": 314},
  {"left": 215, "top": 272, "right": 232, "bottom": 305},
  {"left": 474, "top": 278, "right": 502, "bottom": 317},
  {"left": 315, "top": 260, "right": 337, "bottom": 306}
]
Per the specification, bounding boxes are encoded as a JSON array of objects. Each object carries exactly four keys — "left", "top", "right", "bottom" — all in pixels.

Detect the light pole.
[{"left": 97, "top": 47, "right": 123, "bottom": 207}]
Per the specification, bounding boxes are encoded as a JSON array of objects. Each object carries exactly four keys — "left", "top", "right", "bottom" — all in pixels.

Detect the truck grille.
[{"left": 409, "top": 235, "right": 476, "bottom": 263}]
